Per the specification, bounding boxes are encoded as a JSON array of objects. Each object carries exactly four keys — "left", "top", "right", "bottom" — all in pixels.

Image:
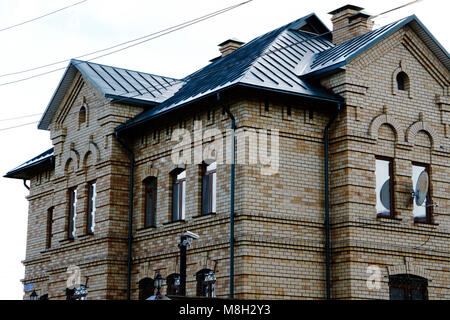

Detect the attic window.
[
  {"left": 79, "top": 106, "right": 86, "bottom": 126},
  {"left": 396, "top": 72, "right": 409, "bottom": 91}
]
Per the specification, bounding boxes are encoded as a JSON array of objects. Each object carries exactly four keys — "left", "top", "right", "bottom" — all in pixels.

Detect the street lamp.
[
  {"left": 154, "top": 273, "right": 164, "bottom": 298},
  {"left": 30, "top": 290, "right": 38, "bottom": 300},
  {"left": 179, "top": 231, "right": 200, "bottom": 296}
]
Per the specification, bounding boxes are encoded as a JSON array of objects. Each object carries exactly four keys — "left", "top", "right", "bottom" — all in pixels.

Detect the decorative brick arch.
[
  {"left": 387, "top": 261, "right": 431, "bottom": 281},
  {"left": 64, "top": 157, "right": 76, "bottom": 174},
  {"left": 144, "top": 163, "right": 159, "bottom": 178},
  {"left": 64, "top": 148, "right": 80, "bottom": 172},
  {"left": 406, "top": 120, "right": 438, "bottom": 149},
  {"left": 369, "top": 113, "right": 405, "bottom": 143},
  {"left": 81, "top": 140, "right": 101, "bottom": 169},
  {"left": 169, "top": 163, "right": 186, "bottom": 173}
]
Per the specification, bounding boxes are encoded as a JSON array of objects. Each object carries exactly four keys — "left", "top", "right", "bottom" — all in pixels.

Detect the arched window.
[
  {"left": 202, "top": 162, "right": 216, "bottom": 215},
  {"left": 389, "top": 274, "right": 428, "bottom": 300},
  {"left": 166, "top": 273, "right": 180, "bottom": 296},
  {"left": 144, "top": 177, "right": 157, "bottom": 227},
  {"left": 196, "top": 269, "right": 216, "bottom": 298},
  {"left": 79, "top": 106, "right": 87, "bottom": 126},
  {"left": 138, "top": 278, "right": 155, "bottom": 300},
  {"left": 396, "top": 72, "right": 409, "bottom": 91}
]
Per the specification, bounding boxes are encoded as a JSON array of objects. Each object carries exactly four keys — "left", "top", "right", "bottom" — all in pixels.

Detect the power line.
[
  {"left": 371, "top": 0, "right": 424, "bottom": 19},
  {"left": 0, "top": 0, "right": 422, "bottom": 88},
  {"left": 0, "top": 69, "right": 184, "bottom": 131},
  {"left": 0, "top": 120, "right": 39, "bottom": 131},
  {"left": 0, "top": 0, "right": 253, "bottom": 82},
  {"left": 0, "top": 113, "right": 42, "bottom": 122},
  {"left": 0, "top": 0, "right": 424, "bottom": 128},
  {"left": 0, "top": 0, "right": 88, "bottom": 33}
]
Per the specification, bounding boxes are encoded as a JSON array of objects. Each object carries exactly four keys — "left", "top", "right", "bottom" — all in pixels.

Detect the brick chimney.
[
  {"left": 329, "top": 4, "right": 374, "bottom": 45},
  {"left": 218, "top": 38, "right": 244, "bottom": 57}
]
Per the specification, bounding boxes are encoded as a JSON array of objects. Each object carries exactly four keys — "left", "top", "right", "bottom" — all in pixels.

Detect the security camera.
[{"left": 183, "top": 231, "right": 200, "bottom": 239}]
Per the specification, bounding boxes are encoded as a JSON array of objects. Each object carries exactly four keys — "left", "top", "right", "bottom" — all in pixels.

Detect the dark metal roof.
[
  {"left": 4, "top": 148, "right": 54, "bottom": 180},
  {"left": 117, "top": 14, "right": 341, "bottom": 131},
  {"left": 38, "top": 60, "right": 184, "bottom": 130},
  {"left": 302, "top": 15, "right": 450, "bottom": 78}
]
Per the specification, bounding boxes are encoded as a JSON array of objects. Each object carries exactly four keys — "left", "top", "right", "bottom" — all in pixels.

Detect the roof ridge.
[{"left": 236, "top": 26, "right": 292, "bottom": 84}]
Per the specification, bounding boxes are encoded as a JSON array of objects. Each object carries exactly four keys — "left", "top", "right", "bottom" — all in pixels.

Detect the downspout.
[
  {"left": 23, "top": 179, "right": 30, "bottom": 190},
  {"left": 219, "top": 92, "right": 236, "bottom": 299},
  {"left": 114, "top": 131, "right": 135, "bottom": 301},
  {"left": 324, "top": 103, "right": 341, "bottom": 300}
]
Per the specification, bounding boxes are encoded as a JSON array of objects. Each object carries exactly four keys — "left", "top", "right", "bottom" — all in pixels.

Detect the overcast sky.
[{"left": 0, "top": 0, "right": 447, "bottom": 300}]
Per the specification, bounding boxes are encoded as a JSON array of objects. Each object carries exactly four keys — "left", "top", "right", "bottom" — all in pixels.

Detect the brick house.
[{"left": 5, "top": 5, "right": 449, "bottom": 300}]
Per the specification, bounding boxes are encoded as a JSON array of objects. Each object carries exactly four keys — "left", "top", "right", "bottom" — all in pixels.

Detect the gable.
[
  {"left": 347, "top": 24, "right": 449, "bottom": 92},
  {"left": 38, "top": 60, "right": 183, "bottom": 130},
  {"left": 302, "top": 16, "right": 449, "bottom": 79},
  {"left": 50, "top": 71, "right": 107, "bottom": 133}
]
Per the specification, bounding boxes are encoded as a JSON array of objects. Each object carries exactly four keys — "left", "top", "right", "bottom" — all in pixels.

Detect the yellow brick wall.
[{"left": 21, "top": 24, "right": 449, "bottom": 300}]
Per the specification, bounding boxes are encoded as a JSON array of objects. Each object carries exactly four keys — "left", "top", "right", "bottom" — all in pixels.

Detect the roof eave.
[
  {"left": 115, "top": 82, "right": 343, "bottom": 134},
  {"left": 37, "top": 61, "right": 78, "bottom": 130},
  {"left": 4, "top": 156, "right": 54, "bottom": 180}
]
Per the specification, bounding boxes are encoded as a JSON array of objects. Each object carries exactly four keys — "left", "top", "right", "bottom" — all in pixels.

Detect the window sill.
[
  {"left": 163, "top": 220, "right": 186, "bottom": 226},
  {"left": 414, "top": 219, "right": 438, "bottom": 226},
  {"left": 193, "top": 212, "right": 216, "bottom": 219},
  {"left": 77, "top": 233, "right": 94, "bottom": 239},
  {"left": 377, "top": 214, "right": 402, "bottom": 221},
  {"left": 59, "top": 238, "right": 74, "bottom": 244},
  {"left": 136, "top": 226, "right": 157, "bottom": 232}
]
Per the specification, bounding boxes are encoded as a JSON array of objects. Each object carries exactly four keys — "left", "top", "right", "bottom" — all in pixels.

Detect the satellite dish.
[
  {"left": 380, "top": 179, "right": 390, "bottom": 210},
  {"left": 415, "top": 171, "right": 429, "bottom": 206}
]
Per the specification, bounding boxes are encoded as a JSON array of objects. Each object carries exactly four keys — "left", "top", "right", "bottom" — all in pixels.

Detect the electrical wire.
[
  {"left": 0, "top": 113, "right": 42, "bottom": 122},
  {"left": 0, "top": 120, "right": 39, "bottom": 131},
  {"left": 0, "top": 0, "right": 422, "bottom": 96},
  {"left": 0, "top": 69, "right": 184, "bottom": 131},
  {"left": 371, "top": 0, "right": 424, "bottom": 19},
  {"left": 0, "top": 0, "right": 253, "bottom": 80},
  {"left": 0, "top": 0, "right": 426, "bottom": 128},
  {"left": 0, "top": 0, "right": 88, "bottom": 33}
]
